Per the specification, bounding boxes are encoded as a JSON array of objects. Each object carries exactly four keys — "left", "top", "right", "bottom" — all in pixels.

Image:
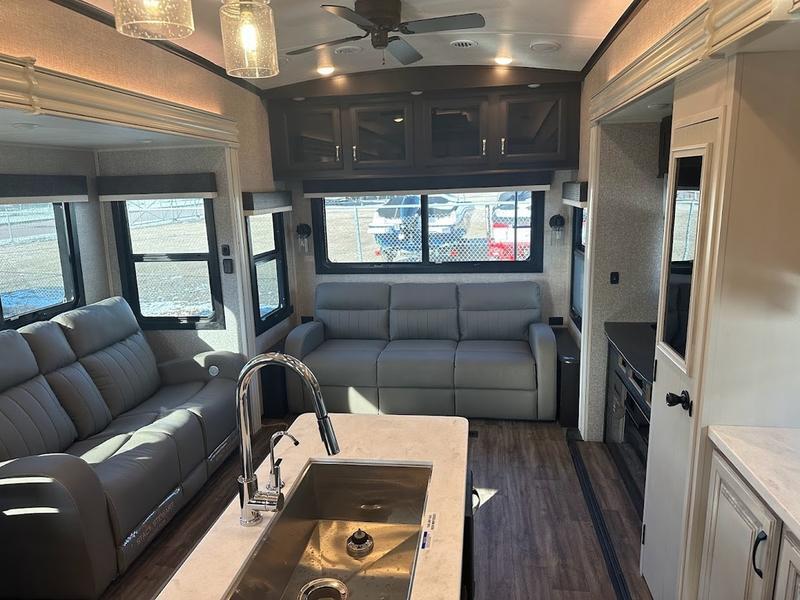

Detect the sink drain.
[{"left": 298, "top": 578, "right": 349, "bottom": 600}]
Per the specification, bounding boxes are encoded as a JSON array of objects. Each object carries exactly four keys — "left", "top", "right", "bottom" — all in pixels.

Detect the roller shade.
[
  {"left": 0, "top": 174, "right": 89, "bottom": 204},
  {"left": 242, "top": 191, "right": 293, "bottom": 216},
  {"left": 97, "top": 173, "right": 217, "bottom": 201}
]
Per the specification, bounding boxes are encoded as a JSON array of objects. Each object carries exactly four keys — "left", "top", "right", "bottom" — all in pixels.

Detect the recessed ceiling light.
[
  {"left": 647, "top": 103, "right": 671, "bottom": 110},
  {"left": 450, "top": 39, "right": 478, "bottom": 49},
  {"left": 293, "top": 97, "right": 306, "bottom": 102},
  {"left": 410, "top": 90, "right": 423, "bottom": 96},
  {"left": 317, "top": 65, "right": 335, "bottom": 76},
  {"left": 138, "top": 139, "right": 153, "bottom": 144},
  {"left": 335, "top": 45, "right": 362, "bottom": 55},
  {"left": 529, "top": 41, "right": 561, "bottom": 53},
  {"left": 494, "top": 56, "right": 513, "bottom": 66},
  {"left": 527, "top": 83, "right": 541, "bottom": 89},
  {"left": 393, "top": 116, "right": 404, "bottom": 123},
  {"left": 11, "top": 122, "right": 41, "bottom": 130}
]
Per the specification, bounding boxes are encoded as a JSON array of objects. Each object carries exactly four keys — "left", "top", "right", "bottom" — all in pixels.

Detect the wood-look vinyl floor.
[
  {"left": 469, "top": 420, "right": 617, "bottom": 599},
  {"left": 101, "top": 420, "right": 289, "bottom": 600},
  {"left": 575, "top": 442, "right": 653, "bottom": 600}
]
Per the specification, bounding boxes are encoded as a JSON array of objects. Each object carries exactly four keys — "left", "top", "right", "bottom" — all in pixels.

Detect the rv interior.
[{"left": 0, "top": 1, "right": 799, "bottom": 599}]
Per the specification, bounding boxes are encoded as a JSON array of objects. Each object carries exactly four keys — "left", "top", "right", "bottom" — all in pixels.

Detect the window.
[
  {"left": 312, "top": 190, "right": 544, "bottom": 274},
  {"left": 112, "top": 198, "right": 223, "bottom": 329},
  {"left": 0, "top": 202, "right": 82, "bottom": 328},
  {"left": 245, "top": 212, "right": 292, "bottom": 334},
  {"left": 570, "top": 207, "right": 588, "bottom": 330}
]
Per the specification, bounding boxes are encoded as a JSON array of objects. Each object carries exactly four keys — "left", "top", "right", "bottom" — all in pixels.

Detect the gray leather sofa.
[
  {"left": 286, "top": 282, "right": 556, "bottom": 420},
  {"left": 0, "top": 297, "right": 243, "bottom": 599}
]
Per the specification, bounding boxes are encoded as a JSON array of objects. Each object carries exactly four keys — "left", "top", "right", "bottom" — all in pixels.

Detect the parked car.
[
  {"left": 368, "top": 195, "right": 471, "bottom": 261},
  {"left": 489, "top": 191, "right": 532, "bottom": 260}
]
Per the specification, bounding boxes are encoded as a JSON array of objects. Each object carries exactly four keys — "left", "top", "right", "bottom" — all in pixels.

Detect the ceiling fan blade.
[
  {"left": 321, "top": 5, "right": 378, "bottom": 31},
  {"left": 286, "top": 34, "right": 368, "bottom": 56},
  {"left": 401, "top": 13, "right": 486, "bottom": 34},
  {"left": 387, "top": 37, "right": 423, "bottom": 65}
]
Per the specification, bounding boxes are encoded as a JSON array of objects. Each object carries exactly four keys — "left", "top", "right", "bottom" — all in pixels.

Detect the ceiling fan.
[{"left": 287, "top": 0, "right": 486, "bottom": 65}]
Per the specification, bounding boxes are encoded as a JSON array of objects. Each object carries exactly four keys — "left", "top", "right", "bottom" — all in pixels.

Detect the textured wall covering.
[
  {"left": 579, "top": 0, "right": 706, "bottom": 179},
  {"left": 0, "top": 144, "right": 110, "bottom": 304},
  {"left": 0, "top": 0, "right": 273, "bottom": 192},
  {"left": 96, "top": 147, "right": 244, "bottom": 361},
  {"left": 288, "top": 170, "right": 576, "bottom": 325},
  {"left": 583, "top": 123, "right": 664, "bottom": 440}
]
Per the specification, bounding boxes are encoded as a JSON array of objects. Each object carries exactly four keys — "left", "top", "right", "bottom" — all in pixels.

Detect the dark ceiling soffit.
[
  {"left": 49, "top": 0, "right": 263, "bottom": 97},
  {"left": 581, "top": 0, "right": 648, "bottom": 76},
  {"left": 0, "top": 174, "right": 88, "bottom": 198},
  {"left": 302, "top": 171, "right": 553, "bottom": 195},
  {"left": 261, "top": 65, "right": 583, "bottom": 100}
]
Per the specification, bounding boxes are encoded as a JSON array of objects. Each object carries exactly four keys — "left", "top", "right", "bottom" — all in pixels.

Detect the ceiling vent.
[
  {"left": 334, "top": 45, "right": 363, "bottom": 55},
  {"left": 450, "top": 39, "right": 478, "bottom": 49},
  {"left": 530, "top": 41, "right": 561, "bottom": 53}
]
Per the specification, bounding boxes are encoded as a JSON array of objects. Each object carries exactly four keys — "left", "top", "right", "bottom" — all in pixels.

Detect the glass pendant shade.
[
  {"left": 220, "top": 0, "right": 280, "bottom": 79},
  {"left": 113, "top": 0, "right": 195, "bottom": 39}
]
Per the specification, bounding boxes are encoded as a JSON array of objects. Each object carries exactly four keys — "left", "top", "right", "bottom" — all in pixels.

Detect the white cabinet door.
[
  {"left": 774, "top": 531, "right": 800, "bottom": 600},
  {"left": 698, "top": 451, "right": 780, "bottom": 600}
]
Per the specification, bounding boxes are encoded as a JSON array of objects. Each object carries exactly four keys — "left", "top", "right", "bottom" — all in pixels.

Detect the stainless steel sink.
[{"left": 226, "top": 461, "right": 433, "bottom": 600}]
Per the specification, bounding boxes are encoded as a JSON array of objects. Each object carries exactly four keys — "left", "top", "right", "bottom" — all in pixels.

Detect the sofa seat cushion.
[
  {"left": 304, "top": 340, "right": 387, "bottom": 388},
  {"left": 377, "top": 340, "right": 456, "bottom": 388},
  {"left": 125, "top": 378, "right": 236, "bottom": 456},
  {"left": 455, "top": 341, "right": 536, "bottom": 390},
  {"left": 90, "top": 430, "right": 182, "bottom": 543}
]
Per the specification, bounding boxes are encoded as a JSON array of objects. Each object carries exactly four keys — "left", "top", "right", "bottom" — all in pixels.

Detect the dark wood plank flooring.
[
  {"left": 575, "top": 441, "right": 652, "bottom": 600},
  {"left": 469, "top": 420, "right": 617, "bottom": 599},
  {"left": 101, "top": 420, "right": 289, "bottom": 600}
]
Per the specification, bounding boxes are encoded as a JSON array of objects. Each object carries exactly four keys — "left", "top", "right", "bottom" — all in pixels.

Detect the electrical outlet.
[{"left": 610, "top": 272, "right": 620, "bottom": 284}]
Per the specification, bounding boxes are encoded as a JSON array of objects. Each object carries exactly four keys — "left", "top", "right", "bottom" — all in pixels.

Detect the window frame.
[
  {"left": 569, "top": 206, "right": 585, "bottom": 331},
  {"left": 311, "top": 191, "right": 545, "bottom": 274},
  {"left": 0, "top": 202, "right": 84, "bottom": 330},
  {"left": 111, "top": 197, "right": 225, "bottom": 331},
  {"left": 245, "top": 211, "right": 293, "bottom": 335}
]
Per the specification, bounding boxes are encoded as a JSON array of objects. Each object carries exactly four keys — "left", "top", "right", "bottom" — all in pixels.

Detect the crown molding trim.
[{"left": 0, "top": 53, "right": 239, "bottom": 146}]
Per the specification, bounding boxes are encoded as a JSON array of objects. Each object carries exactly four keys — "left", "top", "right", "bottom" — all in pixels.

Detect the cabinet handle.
[
  {"left": 335, "top": 145, "right": 341, "bottom": 162},
  {"left": 352, "top": 145, "right": 358, "bottom": 162},
  {"left": 751, "top": 530, "right": 767, "bottom": 578},
  {"left": 500, "top": 137, "right": 507, "bottom": 156},
  {"left": 481, "top": 138, "right": 487, "bottom": 157}
]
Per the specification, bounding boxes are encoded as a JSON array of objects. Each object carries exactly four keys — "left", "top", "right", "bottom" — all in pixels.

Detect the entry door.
[{"left": 640, "top": 118, "right": 719, "bottom": 599}]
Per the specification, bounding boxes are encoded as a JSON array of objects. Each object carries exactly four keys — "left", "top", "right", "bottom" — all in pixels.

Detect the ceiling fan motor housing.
[{"left": 355, "top": 0, "right": 402, "bottom": 30}]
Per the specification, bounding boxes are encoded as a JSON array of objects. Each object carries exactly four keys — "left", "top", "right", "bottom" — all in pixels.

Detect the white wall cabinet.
[
  {"left": 698, "top": 451, "right": 780, "bottom": 600},
  {"left": 774, "top": 532, "right": 800, "bottom": 600}
]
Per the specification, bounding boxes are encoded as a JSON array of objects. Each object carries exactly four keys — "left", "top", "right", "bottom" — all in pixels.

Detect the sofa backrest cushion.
[
  {"left": 315, "top": 283, "right": 390, "bottom": 340},
  {"left": 458, "top": 282, "right": 542, "bottom": 341},
  {"left": 20, "top": 322, "right": 112, "bottom": 440},
  {"left": 54, "top": 297, "right": 160, "bottom": 417},
  {"left": 389, "top": 283, "right": 459, "bottom": 340},
  {"left": 0, "top": 330, "right": 77, "bottom": 461}
]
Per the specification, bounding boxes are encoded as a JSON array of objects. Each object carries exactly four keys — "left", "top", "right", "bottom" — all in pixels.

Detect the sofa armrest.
[
  {"left": 158, "top": 351, "right": 247, "bottom": 385},
  {"left": 0, "top": 454, "right": 117, "bottom": 599},
  {"left": 529, "top": 323, "right": 557, "bottom": 421},
  {"left": 285, "top": 321, "right": 325, "bottom": 360}
]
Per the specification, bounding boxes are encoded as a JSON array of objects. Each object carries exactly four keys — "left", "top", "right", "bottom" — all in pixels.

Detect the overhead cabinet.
[{"left": 267, "top": 83, "right": 579, "bottom": 179}]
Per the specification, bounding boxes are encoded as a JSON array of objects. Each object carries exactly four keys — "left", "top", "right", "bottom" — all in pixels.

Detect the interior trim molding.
[
  {"left": 582, "top": 0, "right": 648, "bottom": 75},
  {"left": 0, "top": 53, "right": 239, "bottom": 146}
]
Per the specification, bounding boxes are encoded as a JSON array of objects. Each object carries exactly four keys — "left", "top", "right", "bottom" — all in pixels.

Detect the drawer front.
[
  {"left": 775, "top": 531, "right": 800, "bottom": 600},
  {"left": 699, "top": 451, "right": 781, "bottom": 600}
]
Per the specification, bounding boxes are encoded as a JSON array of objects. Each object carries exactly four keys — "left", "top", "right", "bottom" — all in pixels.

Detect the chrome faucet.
[{"left": 235, "top": 353, "right": 340, "bottom": 526}]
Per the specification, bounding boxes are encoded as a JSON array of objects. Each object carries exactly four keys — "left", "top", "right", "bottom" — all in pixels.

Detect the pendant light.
[
  {"left": 112, "top": 0, "right": 195, "bottom": 40},
  {"left": 220, "top": 0, "right": 280, "bottom": 79}
]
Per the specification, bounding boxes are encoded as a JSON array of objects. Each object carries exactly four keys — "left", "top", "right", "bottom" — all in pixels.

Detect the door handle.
[
  {"left": 752, "top": 530, "right": 767, "bottom": 578},
  {"left": 665, "top": 390, "right": 693, "bottom": 416}
]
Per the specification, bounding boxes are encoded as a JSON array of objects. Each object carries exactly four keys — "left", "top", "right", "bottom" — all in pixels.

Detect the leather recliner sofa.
[
  {"left": 0, "top": 297, "right": 243, "bottom": 599},
  {"left": 285, "top": 281, "right": 557, "bottom": 420}
]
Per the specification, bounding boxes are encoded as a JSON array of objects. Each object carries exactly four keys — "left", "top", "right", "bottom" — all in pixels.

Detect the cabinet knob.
[
  {"left": 500, "top": 137, "right": 507, "bottom": 156},
  {"left": 352, "top": 145, "right": 358, "bottom": 162}
]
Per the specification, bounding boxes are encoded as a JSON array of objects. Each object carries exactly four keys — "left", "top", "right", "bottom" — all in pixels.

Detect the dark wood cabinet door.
[
  {"left": 422, "top": 97, "right": 490, "bottom": 166},
  {"left": 496, "top": 94, "right": 566, "bottom": 164},
  {"left": 283, "top": 106, "right": 343, "bottom": 171},
  {"left": 349, "top": 103, "right": 413, "bottom": 169}
]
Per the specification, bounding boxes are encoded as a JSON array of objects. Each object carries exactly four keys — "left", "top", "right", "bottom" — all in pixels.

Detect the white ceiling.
[
  {"left": 0, "top": 109, "right": 217, "bottom": 150},
  {"left": 83, "top": 0, "right": 634, "bottom": 90}
]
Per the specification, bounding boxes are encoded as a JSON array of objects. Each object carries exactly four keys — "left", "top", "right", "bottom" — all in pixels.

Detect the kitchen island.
[{"left": 157, "top": 413, "right": 470, "bottom": 600}]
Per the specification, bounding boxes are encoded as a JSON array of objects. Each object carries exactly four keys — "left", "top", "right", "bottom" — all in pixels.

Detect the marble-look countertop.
[
  {"left": 709, "top": 426, "right": 800, "bottom": 535},
  {"left": 157, "top": 413, "right": 469, "bottom": 600}
]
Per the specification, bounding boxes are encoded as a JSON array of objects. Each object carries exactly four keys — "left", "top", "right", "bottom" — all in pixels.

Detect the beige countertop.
[
  {"left": 157, "top": 413, "right": 470, "bottom": 600},
  {"left": 709, "top": 425, "right": 800, "bottom": 535}
]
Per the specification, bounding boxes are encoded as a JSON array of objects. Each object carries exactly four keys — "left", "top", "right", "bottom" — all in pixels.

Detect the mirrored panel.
[{"left": 662, "top": 155, "right": 703, "bottom": 359}]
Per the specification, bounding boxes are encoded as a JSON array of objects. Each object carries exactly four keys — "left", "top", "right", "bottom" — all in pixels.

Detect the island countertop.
[{"left": 156, "top": 413, "right": 470, "bottom": 600}]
